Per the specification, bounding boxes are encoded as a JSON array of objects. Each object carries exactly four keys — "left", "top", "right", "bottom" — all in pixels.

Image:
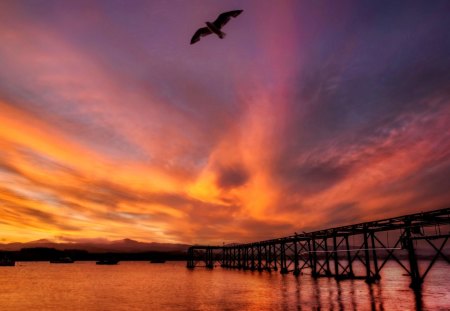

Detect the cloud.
[
  {"left": 216, "top": 164, "right": 249, "bottom": 190},
  {"left": 0, "top": 1, "right": 448, "bottom": 244}
]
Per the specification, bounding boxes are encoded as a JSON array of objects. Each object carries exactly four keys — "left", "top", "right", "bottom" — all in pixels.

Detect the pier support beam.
[
  {"left": 206, "top": 248, "right": 213, "bottom": 269},
  {"left": 187, "top": 248, "right": 194, "bottom": 269},
  {"left": 324, "top": 238, "right": 331, "bottom": 276},
  {"left": 311, "top": 237, "right": 318, "bottom": 278},
  {"left": 273, "top": 244, "right": 278, "bottom": 271},
  {"left": 370, "top": 232, "right": 380, "bottom": 280},
  {"left": 404, "top": 221, "right": 422, "bottom": 289},
  {"left": 363, "top": 226, "right": 374, "bottom": 283},
  {"left": 186, "top": 207, "right": 450, "bottom": 292},
  {"left": 280, "top": 242, "right": 289, "bottom": 274},
  {"left": 333, "top": 234, "right": 339, "bottom": 279},
  {"left": 257, "top": 244, "right": 263, "bottom": 272},
  {"left": 345, "top": 235, "right": 354, "bottom": 278},
  {"left": 293, "top": 241, "right": 300, "bottom": 276}
]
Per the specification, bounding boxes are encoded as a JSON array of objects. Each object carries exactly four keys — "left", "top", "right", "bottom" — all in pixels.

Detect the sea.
[{"left": 0, "top": 260, "right": 448, "bottom": 310}]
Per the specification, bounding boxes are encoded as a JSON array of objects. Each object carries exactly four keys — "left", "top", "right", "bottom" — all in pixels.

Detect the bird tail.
[{"left": 219, "top": 32, "right": 226, "bottom": 39}]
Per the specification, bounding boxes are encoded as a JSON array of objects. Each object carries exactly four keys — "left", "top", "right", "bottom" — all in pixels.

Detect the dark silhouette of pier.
[{"left": 187, "top": 207, "right": 449, "bottom": 289}]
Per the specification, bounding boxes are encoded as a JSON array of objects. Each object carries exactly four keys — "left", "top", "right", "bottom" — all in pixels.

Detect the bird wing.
[
  {"left": 212, "top": 10, "right": 243, "bottom": 29},
  {"left": 190, "top": 27, "right": 213, "bottom": 44}
]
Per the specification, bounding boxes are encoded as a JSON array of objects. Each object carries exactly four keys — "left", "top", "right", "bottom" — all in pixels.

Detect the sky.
[{"left": 0, "top": 0, "right": 449, "bottom": 244}]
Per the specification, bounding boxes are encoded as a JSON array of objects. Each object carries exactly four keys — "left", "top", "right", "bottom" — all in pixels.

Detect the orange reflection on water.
[{"left": 0, "top": 261, "right": 448, "bottom": 310}]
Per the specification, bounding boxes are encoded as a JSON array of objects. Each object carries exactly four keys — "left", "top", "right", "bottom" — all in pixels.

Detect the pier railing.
[{"left": 187, "top": 207, "right": 450, "bottom": 289}]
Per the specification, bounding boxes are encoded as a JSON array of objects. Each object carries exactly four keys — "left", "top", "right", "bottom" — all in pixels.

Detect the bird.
[{"left": 190, "top": 10, "right": 243, "bottom": 45}]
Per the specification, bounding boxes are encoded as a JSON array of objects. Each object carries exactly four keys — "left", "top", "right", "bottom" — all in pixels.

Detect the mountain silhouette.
[{"left": 0, "top": 239, "right": 190, "bottom": 253}]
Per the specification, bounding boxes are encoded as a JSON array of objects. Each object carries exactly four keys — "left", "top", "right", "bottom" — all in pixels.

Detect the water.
[{"left": 0, "top": 261, "right": 448, "bottom": 310}]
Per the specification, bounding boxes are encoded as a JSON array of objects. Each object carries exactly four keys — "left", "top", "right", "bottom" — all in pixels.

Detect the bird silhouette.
[{"left": 190, "top": 10, "right": 243, "bottom": 45}]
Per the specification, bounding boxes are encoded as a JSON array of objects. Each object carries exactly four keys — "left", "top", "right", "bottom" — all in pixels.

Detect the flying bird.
[{"left": 190, "top": 10, "right": 243, "bottom": 45}]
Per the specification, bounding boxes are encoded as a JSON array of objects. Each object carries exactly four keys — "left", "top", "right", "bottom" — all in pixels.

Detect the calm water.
[{"left": 0, "top": 261, "right": 448, "bottom": 310}]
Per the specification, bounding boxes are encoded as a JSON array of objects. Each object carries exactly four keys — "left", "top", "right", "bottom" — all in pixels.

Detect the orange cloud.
[{"left": 0, "top": 1, "right": 449, "bottom": 245}]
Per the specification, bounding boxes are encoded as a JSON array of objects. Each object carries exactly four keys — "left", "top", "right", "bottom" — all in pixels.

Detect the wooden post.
[
  {"left": 280, "top": 242, "right": 289, "bottom": 274},
  {"left": 333, "top": 234, "right": 339, "bottom": 279},
  {"left": 370, "top": 232, "right": 380, "bottom": 280},
  {"left": 345, "top": 235, "right": 354, "bottom": 277},
  {"left": 404, "top": 221, "right": 422, "bottom": 288},
  {"left": 311, "top": 238, "right": 318, "bottom": 278},
  {"left": 293, "top": 240, "right": 300, "bottom": 276},
  {"left": 363, "top": 227, "right": 373, "bottom": 283}
]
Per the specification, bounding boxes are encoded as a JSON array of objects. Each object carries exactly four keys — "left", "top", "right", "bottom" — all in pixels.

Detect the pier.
[{"left": 187, "top": 207, "right": 450, "bottom": 289}]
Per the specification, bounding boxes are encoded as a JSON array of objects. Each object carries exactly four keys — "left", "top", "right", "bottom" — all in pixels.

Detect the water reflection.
[
  {"left": 280, "top": 273, "right": 436, "bottom": 311},
  {"left": 367, "top": 283, "right": 385, "bottom": 311},
  {"left": 294, "top": 277, "right": 302, "bottom": 311},
  {"left": 348, "top": 280, "right": 357, "bottom": 311},
  {"left": 368, "top": 283, "right": 377, "bottom": 311},
  {"left": 325, "top": 278, "right": 335, "bottom": 309},
  {"left": 336, "top": 280, "right": 345, "bottom": 311},
  {"left": 284, "top": 276, "right": 393, "bottom": 310},
  {"left": 279, "top": 275, "right": 290, "bottom": 310},
  {"left": 413, "top": 289, "right": 423, "bottom": 311},
  {"left": 311, "top": 278, "right": 322, "bottom": 310},
  {"left": 0, "top": 261, "right": 447, "bottom": 310}
]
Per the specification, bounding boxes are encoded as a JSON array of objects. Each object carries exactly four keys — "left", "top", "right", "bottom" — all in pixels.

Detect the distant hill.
[{"left": 0, "top": 239, "right": 190, "bottom": 253}]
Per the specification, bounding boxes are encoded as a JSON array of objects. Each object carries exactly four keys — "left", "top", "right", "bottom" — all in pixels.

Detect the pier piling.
[{"left": 187, "top": 208, "right": 450, "bottom": 289}]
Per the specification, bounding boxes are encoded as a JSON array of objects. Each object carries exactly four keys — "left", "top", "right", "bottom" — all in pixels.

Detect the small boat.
[
  {"left": 50, "top": 257, "right": 74, "bottom": 264},
  {"left": 96, "top": 259, "right": 119, "bottom": 265},
  {"left": 150, "top": 259, "right": 166, "bottom": 264},
  {"left": 0, "top": 257, "right": 15, "bottom": 266}
]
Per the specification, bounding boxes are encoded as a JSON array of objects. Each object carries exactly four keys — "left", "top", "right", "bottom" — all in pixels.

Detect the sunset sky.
[{"left": 0, "top": 0, "right": 449, "bottom": 244}]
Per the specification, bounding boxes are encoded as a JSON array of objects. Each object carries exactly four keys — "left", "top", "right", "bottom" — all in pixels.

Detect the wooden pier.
[{"left": 187, "top": 207, "right": 450, "bottom": 289}]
